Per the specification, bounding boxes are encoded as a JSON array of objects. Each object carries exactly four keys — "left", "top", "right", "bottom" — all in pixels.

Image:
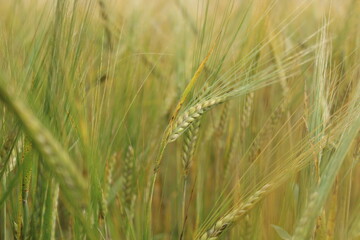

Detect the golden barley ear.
[
  {"left": 197, "top": 184, "right": 272, "bottom": 240},
  {"left": 168, "top": 97, "right": 225, "bottom": 143}
]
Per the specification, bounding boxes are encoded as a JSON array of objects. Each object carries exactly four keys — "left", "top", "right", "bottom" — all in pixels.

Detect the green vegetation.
[{"left": 0, "top": 0, "right": 359, "bottom": 239}]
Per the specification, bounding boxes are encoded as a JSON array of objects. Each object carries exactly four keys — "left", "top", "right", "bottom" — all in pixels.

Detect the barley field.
[{"left": 0, "top": 0, "right": 359, "bottom": 239}]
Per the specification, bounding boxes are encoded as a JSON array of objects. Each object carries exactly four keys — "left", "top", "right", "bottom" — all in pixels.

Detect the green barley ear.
[
  {"left": 122, "top": 146, "right": 136, "bottom": 214},
  {"left": 0, "top": 78, "right": 87, "bottom": 208},
  {"left": 0, "top": 79, "right": 95, "bottom": 239},
  {"left": 104, "top": 152, "right": 117, "bottom": 201},
  {"left": 21, "top": 136, "right": 33, "bottom": 239},
  {"left": 292, "top": 91, "right": 360, "bottom": 240},
  {"left": 99, "top": 189, "right": 107, "bottom": 223},
  {"left": 120, "top": 146, "right": 137, "bottom": 238},
  {"left": 0, "top": 131, "right": 18, "bottom": 177},
  {"left": 99, "top": 152, "right": 117, "bottom": 220},
  {"left": 0, "top": 132, "right": 17, "bottom": 162}
]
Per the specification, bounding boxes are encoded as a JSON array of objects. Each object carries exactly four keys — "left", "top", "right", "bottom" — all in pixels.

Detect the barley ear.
[
  {"left": 99, "top": 152, "right": 117, "bottom": 220},
  {"left": 182, "top": 119, "right": 201, "bottom": 177},
  {"left": 168, "top": 98, "right": 225, "bottom": 143},
  {"left": 122, "top": 146, "right": 136, "bottom": 214},
  {"left": 197, "top": 184, "right": 272, "bottom": 240},
  {"left": 0, "top": 79, "right": 87, "bottom": 201}
]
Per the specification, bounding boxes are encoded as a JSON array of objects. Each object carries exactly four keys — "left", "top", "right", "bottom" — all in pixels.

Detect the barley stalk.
[
  {"left": 40, "top": 179, "right": 59, "bottom": 240},
  {"left": 16, "top": 174, "right": 23, "bottom": 240},
  {"left": 315, "top": 211, "right": 327, "bottom": 240},
  {"left": 326, "top": 178, "right": 338, "bottom": 240},
  {"left": 223, "top": 129, "right": 240, "bottom": 182},
  {"left": 30, "top": 164, "right": 45, "bottom": 240},
  {"left": 51, "top": 185, "right": 60, "bottom": 240}
]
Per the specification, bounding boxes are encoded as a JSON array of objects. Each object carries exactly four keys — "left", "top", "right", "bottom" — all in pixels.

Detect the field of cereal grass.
[{"left": 0, "top": 0, "right": 360, "bottom": 239}]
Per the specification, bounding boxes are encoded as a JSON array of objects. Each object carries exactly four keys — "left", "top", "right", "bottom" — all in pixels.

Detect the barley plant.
[{"left": 0, "top": 0, "right": 360, "bottom": 239}]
